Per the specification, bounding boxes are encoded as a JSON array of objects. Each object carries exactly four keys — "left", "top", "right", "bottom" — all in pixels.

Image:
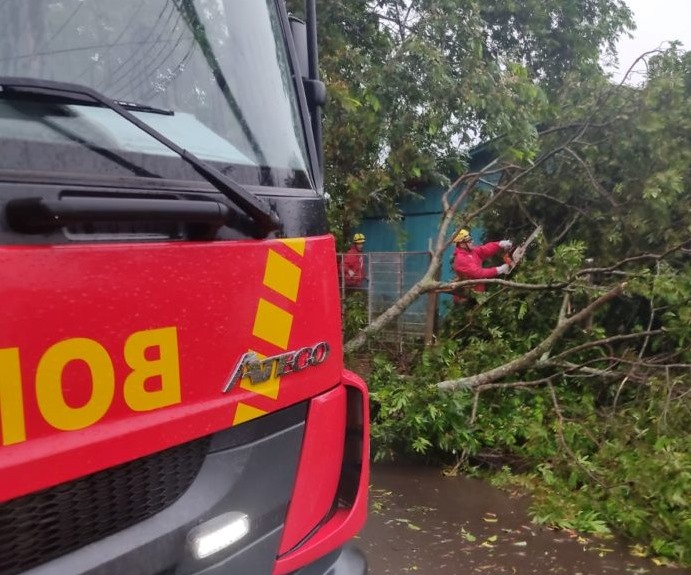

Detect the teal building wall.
[{"left": 351, "top": 162, "right": 502, "bottom": 312}]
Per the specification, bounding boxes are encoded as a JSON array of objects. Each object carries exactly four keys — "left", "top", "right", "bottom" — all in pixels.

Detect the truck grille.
[{"left": 0, "top": 437, "right": 211, "bottom": 575}]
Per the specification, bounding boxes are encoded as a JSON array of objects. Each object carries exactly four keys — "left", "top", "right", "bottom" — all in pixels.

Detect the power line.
[
  {"left": 106, "top": 12, "right": 185, "bottom": 98},
  {"left": 71, "top": 0, "right": 149, "bottom": 84},
  {"left": 112, "top": 29, "right": 189, "bottom": 101},
  {"left": 138, "top": 39, "right": 197, "bottom": 103},
  {"left": 33, "top": 0, "right": 84, "bottom": 56},
  {"left": 0, "top": 39, "right": 181, "bottom": 64},
  {"left": 103, "top": 0, "right": 174, "bottom": 90}
]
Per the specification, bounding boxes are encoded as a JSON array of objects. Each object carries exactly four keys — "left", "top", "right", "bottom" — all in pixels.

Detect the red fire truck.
[{"left": 0, "top": 1, "right": 369, "bottom": 574}]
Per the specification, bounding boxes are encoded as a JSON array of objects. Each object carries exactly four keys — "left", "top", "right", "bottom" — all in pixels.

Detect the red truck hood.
[{"left": 0, "top": 235, "right": 343, "bottom": 502}]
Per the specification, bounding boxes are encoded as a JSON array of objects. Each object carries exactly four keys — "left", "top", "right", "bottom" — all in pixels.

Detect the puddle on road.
[{"left": 358, "top": 462, "right": 690, "bottom": 575}]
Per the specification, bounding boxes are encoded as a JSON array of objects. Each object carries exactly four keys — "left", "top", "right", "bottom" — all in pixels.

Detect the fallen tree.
[{"left": 343, "top": 49, "right": 691, "bottom": 565}]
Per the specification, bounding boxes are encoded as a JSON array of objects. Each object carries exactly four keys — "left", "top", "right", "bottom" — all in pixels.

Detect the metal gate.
[{"left": 338, "top": 251, "right": 432, "bottom": 343}]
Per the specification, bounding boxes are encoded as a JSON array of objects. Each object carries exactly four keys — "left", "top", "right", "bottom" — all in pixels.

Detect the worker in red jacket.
[
  {"left": 343, "top": 232, "right": 367, "bottom": 288},
  {"left": 452, "top": 228, "right": 512, "bottom": 302}
]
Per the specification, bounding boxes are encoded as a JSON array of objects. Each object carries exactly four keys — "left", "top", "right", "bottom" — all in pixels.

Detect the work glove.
[
  {"left": 495, "top": 263, "right": 511, "bottom": 275},
  {"left": 347, "top": 270, "right": 355, "bottom": 278},
  {"left": 499, "top": 240, "right": 513, "bottom": 250}
]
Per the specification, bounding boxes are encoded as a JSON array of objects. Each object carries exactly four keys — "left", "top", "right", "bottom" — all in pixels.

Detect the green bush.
[{"left": 364, "top": 345, "right": 691, "bottom": 565}]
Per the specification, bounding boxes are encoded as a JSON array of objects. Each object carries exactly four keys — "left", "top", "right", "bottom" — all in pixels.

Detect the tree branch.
[
  {"left": 436, "top": 284, "right": 625, "bottom": 391},
  {"left": 577, "top": 241, "right": 691, "bottom": 276},
  {"left": 563, "top": 147, "right": 619, "bottom": 207},
  {"left": 549, "top": 330, "right": 665, "bottom": 361}
]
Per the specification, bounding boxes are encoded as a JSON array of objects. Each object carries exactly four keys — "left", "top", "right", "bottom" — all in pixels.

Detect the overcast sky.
[{"left": 609, "top": 0, "right": 691, "bottom": 82}]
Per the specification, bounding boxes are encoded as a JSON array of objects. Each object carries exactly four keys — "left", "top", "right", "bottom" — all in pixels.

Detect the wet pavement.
[{"left": 358, "top": 462, "right": 690, "bottom": 575}]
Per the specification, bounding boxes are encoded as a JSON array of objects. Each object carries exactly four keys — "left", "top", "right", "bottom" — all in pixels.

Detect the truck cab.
[{"left": 0, "top": 1, "right": 369, "bottom": 574}]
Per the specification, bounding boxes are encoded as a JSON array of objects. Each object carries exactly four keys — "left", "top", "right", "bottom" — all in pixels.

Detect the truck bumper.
[{"left": 290, "top": 543, "right": 367, "bottom": 575}]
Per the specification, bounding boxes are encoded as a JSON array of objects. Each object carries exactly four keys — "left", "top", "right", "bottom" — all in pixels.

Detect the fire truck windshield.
[{"left": 0, "top": 0, "right": 312, "bottom": 189}]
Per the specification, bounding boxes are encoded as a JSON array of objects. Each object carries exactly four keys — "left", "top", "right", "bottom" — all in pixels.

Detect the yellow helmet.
[
  {"left": 453, "top": 229, "right": 471, "bottom": 243},
  {"left": 353, "top": 233, "right": 366, "bottom": 244}
]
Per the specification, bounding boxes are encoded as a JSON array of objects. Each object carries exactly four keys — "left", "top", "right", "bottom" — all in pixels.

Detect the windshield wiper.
[
  {"left": 0, "top": 77, "right": 281, "bottom": 237},
  {"left": 114, "top": 100, "right": 174, "bottom": 116}
]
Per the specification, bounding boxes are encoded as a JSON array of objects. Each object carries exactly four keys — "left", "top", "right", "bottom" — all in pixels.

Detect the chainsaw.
[{"left": 503, "top": 225, "right": 542, "bottom": 270}]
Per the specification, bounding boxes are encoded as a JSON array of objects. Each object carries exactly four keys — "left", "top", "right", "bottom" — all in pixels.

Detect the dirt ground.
[{"left": 357, "top": 462, "right": 690, "bottom": 575}]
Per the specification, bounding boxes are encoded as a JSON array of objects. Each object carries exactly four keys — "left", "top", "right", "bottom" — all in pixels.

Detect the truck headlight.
[{"left": 188, "top": 512, "right": 250, "bottom": 559}]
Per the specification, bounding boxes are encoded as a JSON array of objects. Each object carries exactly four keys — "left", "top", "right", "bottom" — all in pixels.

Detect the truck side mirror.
[{"left": 288, "top": 16, "right": 326, "bottom": 109}]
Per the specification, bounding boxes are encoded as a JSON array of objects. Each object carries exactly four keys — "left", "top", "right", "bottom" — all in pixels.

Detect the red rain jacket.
[
  {"left": 343, "top": 246, "right": 365, "bottom": 286},
  {"left": 452, "top": 241, "right": 501, "bottom": 293}
]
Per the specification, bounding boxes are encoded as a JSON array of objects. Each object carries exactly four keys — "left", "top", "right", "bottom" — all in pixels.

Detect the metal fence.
[{"left": 337, "top": 251, "right": 432, "bottom": 344}]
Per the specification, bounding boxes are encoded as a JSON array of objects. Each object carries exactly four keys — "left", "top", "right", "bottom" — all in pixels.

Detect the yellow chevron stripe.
[
  {"left": 235, "top": 240, "right": 307, "bottom": 424},
  {"left": 233, "top": 402, "right": 268, "bottom": 425},
  {"left": 263, "top": 249, "right": 301, "bottom": 302},
  {"left": 252, "top": 298, "right": 293, "bottom": 350},
  {"left": 280, "top": 238, "right": 306, "bottom": 256}
]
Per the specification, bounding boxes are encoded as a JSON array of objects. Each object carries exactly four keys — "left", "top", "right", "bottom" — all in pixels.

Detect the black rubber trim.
[
  {"left": 0, "top": 182, "right": 328, "bottom": 244},
  {"left": 6, "top": 196, "right": 230, "bottom": 234},
  {"left": 209, "top": 402, "right": 307, "bottom": 452}
]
